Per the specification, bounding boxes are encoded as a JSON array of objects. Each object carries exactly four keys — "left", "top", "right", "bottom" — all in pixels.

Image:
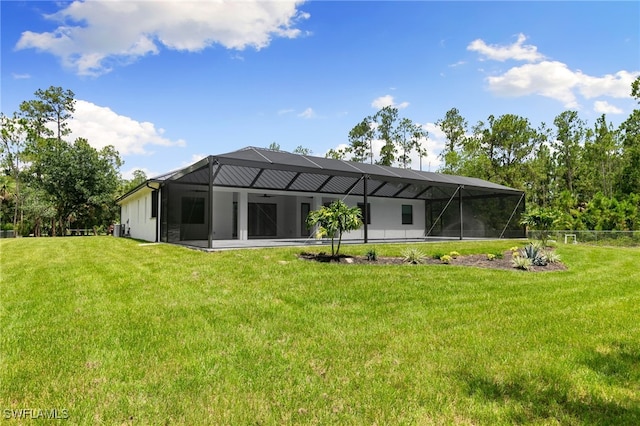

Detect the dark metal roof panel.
[{"left": 139, "top": 147, "right": 523, "bottom": 202}]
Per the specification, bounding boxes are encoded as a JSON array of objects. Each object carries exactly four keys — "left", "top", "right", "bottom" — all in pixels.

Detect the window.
[
  {"left": 181, "top": 197, "right": 205, "bottom": 224},
  {"left": 402, "top": 204, "right": 413, "bottom": 225},
  {"left": 357, "top": 203, "right": 371, "bottom": 225},
  {"left": 151, "top": 190, "right": 158, "bottom": 218}
]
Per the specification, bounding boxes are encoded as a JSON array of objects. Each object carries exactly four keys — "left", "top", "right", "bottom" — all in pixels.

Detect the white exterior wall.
[
  {"left": 340, "top": 195, "right": 426, "bottom": 240},
  {"left": 212, "top": 191, "right": 234, "bottom": 239},
  {"left": 119, "top": 188, "right": 157, "bottom": 242},
  {"left": 120, "top": 184, "right": 427, "bottom": 244}
]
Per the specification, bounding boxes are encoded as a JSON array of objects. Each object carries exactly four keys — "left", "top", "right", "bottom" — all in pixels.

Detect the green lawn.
[{"left": 1, "top": 237, "right": 639, "bottom": 424}]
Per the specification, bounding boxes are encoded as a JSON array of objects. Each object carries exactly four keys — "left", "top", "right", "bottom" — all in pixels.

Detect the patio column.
[
  {"left": 363, "top": 175, "right": 368, "bottom": 243},
  {"left": 238, "top": 191, "right": 248, "bottom": 240},
  {"left": 208, "top": 157, "right": 214, "bottom": 249},
  {"left": 459, "top": 185, "right": 464, "bottom": 240}
]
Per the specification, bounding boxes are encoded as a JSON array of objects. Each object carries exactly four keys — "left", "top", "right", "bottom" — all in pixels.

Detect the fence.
[{"left": 528, "top": 230, "right": 640, "bottom": 246}]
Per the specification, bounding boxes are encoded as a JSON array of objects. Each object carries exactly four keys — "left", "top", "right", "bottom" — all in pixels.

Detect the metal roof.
[{"left": 120, "top": 146, "right": 523, "bottom": 202}]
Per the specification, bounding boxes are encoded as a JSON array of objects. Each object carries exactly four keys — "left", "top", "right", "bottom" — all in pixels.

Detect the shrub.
[
  {"left": 402, "top": 248, "right": 425, "bottom": 264},
  {"left": 521, "top": 243, "right": 548, "bottom": 266},
  {"left": 545, "top": 250, "right": 562, "bottom": 264},
  {"left": 440, "top": 255, "right": 453, "bottom": 264},
  {"left": 365, "top": 248, "right": 378, "bottom": 261},
  {"left": 431, "top": 251, "right": 445, "bottom": 260},
  {"left": 511, "top": 255, "right": 533, "bottom": 271},
  {"left": 449, "top": 251, "right": 460, "bottom": 259},
  {"left": 487, "top": 253, "right": 496, "bottom": 261}
]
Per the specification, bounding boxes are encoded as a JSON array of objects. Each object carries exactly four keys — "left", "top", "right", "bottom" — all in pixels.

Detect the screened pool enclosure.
[{"left": 117, "top": 147, "right": 525, "bottom": 248}]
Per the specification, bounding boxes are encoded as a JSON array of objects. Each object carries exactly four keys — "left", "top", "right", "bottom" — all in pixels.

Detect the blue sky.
[{"left": 2, "top": 1, "right": 639, "bottom": 178}]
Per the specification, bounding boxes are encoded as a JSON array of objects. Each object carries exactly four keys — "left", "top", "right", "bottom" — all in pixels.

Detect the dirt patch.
[{"left": 298, "top": 251, "right": 566, "bottom": 272}]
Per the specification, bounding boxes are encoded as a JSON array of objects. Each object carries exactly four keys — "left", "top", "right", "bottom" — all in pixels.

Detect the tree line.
[
  {"left": 330, "top": 78, "right": 640, "bottom": 231},
  {"left": 2, "top": 79, "right": 639, "bottom": 236},
  {"left": 0, "top": 87, "right": 128, "bottom": 236}
]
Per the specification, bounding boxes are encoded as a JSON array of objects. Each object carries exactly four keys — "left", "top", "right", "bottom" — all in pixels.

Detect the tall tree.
[
  {"left": 527, "top": 126, "right": 555, "bottom": 208},
  {"left": 552, "top": 110, "right": 586, "bottom": 195},
  {"left": 437, "top": 108, "right": 468, "bottom": 174},
  {"left": 581, "top": 115, "right": 620, "bottom": 199},
  {"left": 347, "top": 117, "right": 375, "bottom": 163},
  {"left": 16, "top": 87, "right": 122, "bottom": 236},
  {"left": 0, "top": 113, "right": 28, "bottom": 233},
  {"left": 19, "top": 86, "right": 75, "bottom": 142},
  {"left": 396, "top": 118, "right": 428, "bottom": 169},
  {"left": 373, "top": 106, "right": 399, "bottom": 166},
  {"left": 617, "top": 109, "right": 640, "bottom": 196},
  {"left": 473, "top": 114, "right": 538, "bottom": 189}
]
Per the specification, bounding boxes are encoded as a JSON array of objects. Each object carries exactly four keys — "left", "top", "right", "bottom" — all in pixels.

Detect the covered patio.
[{"left": 118, "top": 147, "right": 526, "bottom": 248}]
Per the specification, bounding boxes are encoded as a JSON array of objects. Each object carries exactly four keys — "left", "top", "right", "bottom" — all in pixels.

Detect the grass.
[{"left": 1, "top": 237, "right": 639, "bottom": 424}]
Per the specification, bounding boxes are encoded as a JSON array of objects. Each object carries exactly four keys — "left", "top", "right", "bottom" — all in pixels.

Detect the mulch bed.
[{"left": 299, "top": 250, "right": 567, "bottom": 272}]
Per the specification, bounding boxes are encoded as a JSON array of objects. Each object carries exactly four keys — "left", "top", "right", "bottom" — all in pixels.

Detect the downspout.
[{"left": 145, "top": 181, "right": 159, "bottom": 242}]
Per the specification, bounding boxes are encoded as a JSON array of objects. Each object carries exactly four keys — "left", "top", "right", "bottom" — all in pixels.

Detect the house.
[{"left": 116, "top": 146, "right": 525, "bottom": 248}]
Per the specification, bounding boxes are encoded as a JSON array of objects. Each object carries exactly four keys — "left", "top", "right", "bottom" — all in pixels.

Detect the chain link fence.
[{"left": 527, "top": 230, "right": 640, "bottom": 247}]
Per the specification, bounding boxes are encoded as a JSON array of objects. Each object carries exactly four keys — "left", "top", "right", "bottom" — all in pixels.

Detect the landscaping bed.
[{"left": 299, "top": 249, "right": 567, "bottom": 271}]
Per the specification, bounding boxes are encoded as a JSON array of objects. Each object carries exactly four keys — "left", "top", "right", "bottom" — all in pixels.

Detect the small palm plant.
[{"left": 306, "top": 200, "right": 363, "bottom": 258}]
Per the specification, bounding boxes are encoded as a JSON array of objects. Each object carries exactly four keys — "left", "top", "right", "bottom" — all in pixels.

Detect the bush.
[
  {"left": 402, "top": 248, "right": 425, "bottom": 264},
  {"left": 431, "top": 251, "right": 445, "bottom": 260},
  {"left": 365, "top": 248, "right": 378, "bottom": 261},
  {"left": 440, "top": 255, "right": 453, "bottom": 264},
  {"left": 511, "top": 255, "right": 533, "bottom": 271}
]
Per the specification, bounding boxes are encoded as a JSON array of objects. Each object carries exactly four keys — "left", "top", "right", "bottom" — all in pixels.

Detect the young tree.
[
  {"left": 520, "top": 207, "right": 559, "bottom": 246},
  {"left": 306, "top": 200, "right": 362, "bottom": 257}
]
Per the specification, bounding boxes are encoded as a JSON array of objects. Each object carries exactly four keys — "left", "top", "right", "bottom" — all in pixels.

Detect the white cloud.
[
  {"left": 578, "top": 70, "right": 638, "bottom": 99},
  {"left": 593, "top": 101, "right": 623, "bottom": 114},
  {"left": 16, "top": 0, "right": 309, "bottom": 76},
  {"left": 486, "top": 61, "right": 581, "bottom": 108},
  {"left": 298, "top": 107, "right": 316, "bottom": 119},
  {"left": 68, "top": 100, "right": 186, "bottom": 155},
  {"left": 371, "top": 95, "right": 409, "bottom": 110},
  {"left": 12, "top": 73, "right": 31, "bottom": 79},
  {"left": 467, "top": 33, "right": 544, "bottom": 62},
  {"left": 485, "top": 61, "right": 639, "bottom": 108},
  {"left": 278, "top": 108, "right": 295, "bottom": 115}
]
